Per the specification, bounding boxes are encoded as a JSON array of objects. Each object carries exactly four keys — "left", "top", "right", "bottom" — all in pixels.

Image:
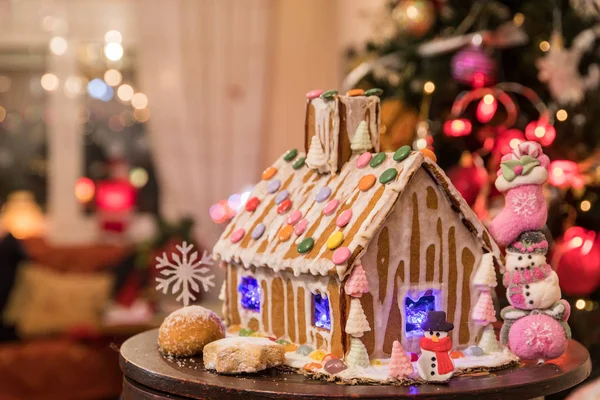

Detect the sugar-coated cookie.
[
  {"left": 203, "top": 337, "right": 285, "bottom": 374},
  {"left": 158, "top": 306, "right": 225, "bottom": 357}
]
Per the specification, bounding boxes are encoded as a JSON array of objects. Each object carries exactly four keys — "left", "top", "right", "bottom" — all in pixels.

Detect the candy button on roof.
[
  {"left": 286, "top": 210, "right": 302, "bottom": 226},
  {"left": 283, "top": 148, "right": 298, "bottom": 161},
  {"left": 294, "top": 219, "right": 308, "bottom": 236},
  {"left": 323, "top": 199, "right": 339, "bottom": 216},
  {"left": 393, "top": 145, "right": 411, "bottom": 162},
  {"left": 251, "top": 224, "right": 265, "bottom": 240},
  {"left": 332, "top": 247, "right": 351, "bottom": 264},
  {"left": 370, "top": 152, "right": 386, "bottom": 168},
  {"left": 379, "top": 168, "right": 398, "bottom": 184},
  {"left": 261, "top": 166, "right": 277, "bottom": 180},
  {"left": 336, "top": 210, "right": 352, "bottom": 227},
  {"left": 326, "top": 231, "right": 344, "bottom": 250},
  {"left": 230, "top": 228, "right": 245, "bottom": 244},
  {"left": 356, "top": 152, "right": 372, "bottom": 169},
  {"left": 358, "top": 175, "right": 376, "bottom": 191},
  {"left": 267, "top": 179, "right": 281, "bottom": 193},
  {"left": 245, "top": 197, "right": 260, "bottom": 212},
  {"left": 297, "top": 238, "right": 314, "bottom": 253}
]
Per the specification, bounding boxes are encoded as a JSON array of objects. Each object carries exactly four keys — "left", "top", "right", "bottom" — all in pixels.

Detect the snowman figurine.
[
  {"left": 417, "top": 311, "right": 455, "bottom": 383},
  {"left": 503, "top": 230, "right": 561, "bottom": 310}
]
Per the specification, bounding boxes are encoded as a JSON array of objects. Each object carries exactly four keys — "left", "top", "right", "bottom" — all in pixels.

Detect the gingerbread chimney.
[{"left": 304, "top": 92, "right": 380, "bottom": 174}]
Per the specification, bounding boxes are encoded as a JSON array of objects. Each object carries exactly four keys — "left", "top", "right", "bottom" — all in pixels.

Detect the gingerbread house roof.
[{"left": 213, "top": 149, "right": 503, "bottom": 280}]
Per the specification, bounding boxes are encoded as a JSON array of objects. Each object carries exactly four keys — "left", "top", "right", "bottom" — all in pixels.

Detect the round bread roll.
[{"left": 158, "top": 306, "right": 226, "bottom": 357}]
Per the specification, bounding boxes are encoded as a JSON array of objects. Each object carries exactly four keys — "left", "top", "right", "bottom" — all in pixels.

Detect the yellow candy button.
[{"left": 326, "top": 231, "right": 344, "bottom": 250}]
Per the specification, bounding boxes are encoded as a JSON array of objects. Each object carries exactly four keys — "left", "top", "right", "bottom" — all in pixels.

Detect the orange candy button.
[
  {"left": 420, "top": 148, "right": 437, "bottom": 162},
  {"left": 278, "top": 224, "right": 294, "bottom": 241},
  {"left": 358, "top": 174, "right": 376, "bottom": 191},
  {"left": 346, "top": 88, "right": 365, "bottom": 97},
  {"left": 261, "top": 166, "right": 277, "bottom": 180}
]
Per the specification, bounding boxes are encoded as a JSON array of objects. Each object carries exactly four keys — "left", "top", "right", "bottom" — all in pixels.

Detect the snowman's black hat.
[{"left": 421, "top": 311, "right": 454, "bottom": 332}]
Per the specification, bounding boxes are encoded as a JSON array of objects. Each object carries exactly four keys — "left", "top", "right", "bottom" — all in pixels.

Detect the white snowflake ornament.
[{"left": 155, "top": 241, "right": 216, "bottom": 306}]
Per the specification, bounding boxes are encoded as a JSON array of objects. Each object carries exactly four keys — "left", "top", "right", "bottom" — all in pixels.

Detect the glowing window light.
[
  {"left": 129, "top": 167, "right": 148, "bottom": 188},
  {"left": 313, "top": 293, "right": 331, "bottom": 330},
  {"left": 74, "top": 177, "right": 95, "bottom": 203},
  {"left": 49, "top": 36, "right": 68, "bottom": 55},
  {"left": 238, "top": 276, "right": 261, "bottom": 311},
  {"left": 104, "top": 42, "right": 124, "bottom": 61},
  {"left": 104, "top": 30, "right": 123, "bottom": 44},
  {"left": 576, "top": 299, "right": 585, "bottom": 310},
  {"left": 131, "top": 93, "right": 148, "bottom": 109},
  {"left": 405, "top": 290, "right": 436, "bottom": 337},
  {"left": 40, "top": 73, "right": 59, "bottom": 91},
  {"left": 104, "top": 69, "right": 122, "bottom": 86},
  {"left": 117, "top": 84, "right": 134, "bottom": 101}
]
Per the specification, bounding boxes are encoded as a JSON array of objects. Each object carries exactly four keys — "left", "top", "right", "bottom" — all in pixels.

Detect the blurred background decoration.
[{"left": 1, "top": 0, "right": 600, "bottom": 399}]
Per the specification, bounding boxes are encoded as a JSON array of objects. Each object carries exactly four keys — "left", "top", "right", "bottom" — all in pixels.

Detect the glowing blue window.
[
  {"left": 405, "top": 290, "right": 436, "bottom": 337},
  {"left": 238, "top": 276, "right": 261, "bottom": 312},
  {"left": 313, "top": 293, "right": 331, "bottom": 330}
]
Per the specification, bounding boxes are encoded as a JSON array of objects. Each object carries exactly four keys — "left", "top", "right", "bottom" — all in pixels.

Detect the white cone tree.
[
  {"left": 473, "top": 253, "right": 497, "bottom": 288},
  {"left": 345, "top": 298, "right": 371, "bottom": 337},
  {"left": 478, "top": 325, "right": 501, "bottom": 354},
  {"left": 306, "top": 135, "right": 328, "bottom": 173},
  {"left": 350, "top": 121, "right": 372, "bottom": 153},
  {"left": 346, "top": 337, "right": 370, "bottom": 368}
]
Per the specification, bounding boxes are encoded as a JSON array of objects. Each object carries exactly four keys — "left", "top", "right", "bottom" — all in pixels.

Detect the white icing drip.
[{"left": 312, "top": 98, "right": 338, "bottom": 174}]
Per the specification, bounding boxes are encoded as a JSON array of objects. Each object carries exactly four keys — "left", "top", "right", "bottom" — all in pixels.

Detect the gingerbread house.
[{"left": 213, "top": 92, "right": 503, "bottom": 359}]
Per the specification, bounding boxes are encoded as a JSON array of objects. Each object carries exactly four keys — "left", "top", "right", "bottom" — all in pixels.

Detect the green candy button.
[
  {"left": 364, "top": 88, "right": 383, "bottom": 97},
  {"left": 297, "top": 238, "right": 314, "bottom": 253},
  {"left": 284, "top": 148, "right": 298, "bottom": 162},
  {"left": 380, "top": 168, "right": 398, "bottom": 184},
  {"left": 320, "top": 90, "right": 338, "bottom": 100},
  {"left": 370, "top": 152, "right": 386, "bottom": 168},
  {"left": 293, "top": 157, "right": 306, "bottom": 170},
  {"left": 393, "top": 145, "right": 411, "bottom": 162}
]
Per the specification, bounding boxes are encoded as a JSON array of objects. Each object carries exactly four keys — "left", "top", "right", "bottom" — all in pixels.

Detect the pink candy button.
[
  {"left": 294, "top": 219, "right": 308, "bottom": 236},
  {"left": 286, "top": 210, "right": 302, "bottom": 226},
  {"left": 323, "top": 199, "right": 339, "bottom": 216},
  {"left": 336, "top": 210, "right": 353, "bottom": 227},
  {"left": 306, "top": 89, "right": 324, "bottom": 99},
  {"left": 230, "top": 228, "right": 245, "bottom": 243},
  {"left": 332, "top": 246, "right": 351, "bottom": 265},
  {"left": 356, "top": 152, "right": 372, "bottom": 168}
]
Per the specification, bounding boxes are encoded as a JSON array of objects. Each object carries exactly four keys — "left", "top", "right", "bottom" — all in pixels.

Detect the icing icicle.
[
  {"left": 350, "top": 121, "right": 372, "bottom": 154},
  {"left": 345, "top": 298, "right": 371, "bottom": 337},
  {"left": 306, "top": 135, "right": 329, "bottom": 174}
]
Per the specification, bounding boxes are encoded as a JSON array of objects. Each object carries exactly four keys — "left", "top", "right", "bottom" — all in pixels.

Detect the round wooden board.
[{"left": 120, "top": 329, "right": 591, "bottom": 400}]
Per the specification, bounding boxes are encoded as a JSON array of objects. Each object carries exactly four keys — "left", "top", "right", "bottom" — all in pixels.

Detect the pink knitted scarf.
[{"left": 503, "top": 263, "right": 552, "bottom": 287}]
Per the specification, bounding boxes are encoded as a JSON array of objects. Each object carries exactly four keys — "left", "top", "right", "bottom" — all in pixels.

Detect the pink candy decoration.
[
  {"left": 306, "top": 89, "right": 324, "bottom": 99},
  {"left": 507, "top": 314, "right": 568, "bottom": 361},
  {"left": 513, "top": 165, "right": 523, "bottom": 175},
  {"left": 323, "top": 199, "right": 339, "bottom": 216},
  {"left": 332, "top": 246, "right": 351, "bottom": 265},
  {"left": 336, "top": 210, "right": 353, "bottom": 228},
  {"left": 472, "top": 291, "right": 496, "bottom": 325},
  {"left": 389, "top": 340, "right": 414, "bottom": 378},
  {"left": 489, "top": 184, "right": 547, "bottom": 245},
  {"left": 344, "top": 264, "right": 369, "bottom": 297},
  {"left": 286, "top": 210, "right": 302, "bottom": 226},
  {"left": 294, "top": 219, "right": 308, "bottom": 236},
  {"left": 356, "top": 152, "right": 372, "bottom": 169},
  {"left": 230, "top": 228, "right": 245, "bottom": 243}
]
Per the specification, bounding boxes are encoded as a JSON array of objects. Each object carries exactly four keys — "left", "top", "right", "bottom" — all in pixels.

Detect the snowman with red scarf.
[{"left": 417, "top": 311, "right": 455, "bottom": 383}]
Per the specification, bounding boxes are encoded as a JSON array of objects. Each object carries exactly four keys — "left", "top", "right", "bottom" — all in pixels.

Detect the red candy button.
[
  {"left": 277, "top": 199, "right": 292, "bottom": 214},
  {"left": 245, "top": 197, "right": 260, "bottom": 212}
]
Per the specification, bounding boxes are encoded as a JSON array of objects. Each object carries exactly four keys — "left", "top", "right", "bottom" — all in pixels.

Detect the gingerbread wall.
[
  {"left": 225, "top": 263, "right": 345, "bottom": 357},
  {"left": 350, "top": 168, "right": 486, "bottom": 357}
]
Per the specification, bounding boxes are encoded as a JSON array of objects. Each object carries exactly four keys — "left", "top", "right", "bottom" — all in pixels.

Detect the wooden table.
[{"left": 120, "top": 329, "right": 591, "bottom": 400}]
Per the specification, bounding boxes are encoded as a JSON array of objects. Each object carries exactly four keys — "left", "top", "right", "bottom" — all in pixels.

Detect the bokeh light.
[
  {"left": 133, "top": 107, "right": 150, "bottom": 123},
  {"left": 104, "top": 42, "right": 124, "bottom": 61},
  {"left": 108, "top": 115, "right": 124, "bottom": 132},
  {"left": 423, "top": 81, "right": 435, "bottom": 94},
  {"left": 129, "top": 168, "right": 149, "bottom": 188},
  {"left": 104, "top": 69, "right": 122, "bottom": 86},
  {"left": 74, "top": 177, "right": 95, "bottom": 203},
  {"left": 104, "top": 30, "right": 123, "bottom": 44},
  {"left": 556, "top": 109, "right": 568, "bottom": 122},
  {"left": 87, "top": 78, "right": 114, "bottom": 102},
  {"left": 64, "top": 76, "right": 84, "bottom": 97},
  {"left": 117, "top": 84, "right": 134, "bottom": 101},
  {"left": 40, "top": 73, "right": 59, "bottom": 91},
  {"left": 49, "top": 36, "right": 68, "bottom": 55},
  {"left": 131, "top": 93, "right": 148, "bottom": 109}
]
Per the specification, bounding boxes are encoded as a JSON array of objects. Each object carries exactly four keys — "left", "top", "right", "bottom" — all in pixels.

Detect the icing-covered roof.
[{"left": 213, "top": 150, "right": 502, "bottom": 279}]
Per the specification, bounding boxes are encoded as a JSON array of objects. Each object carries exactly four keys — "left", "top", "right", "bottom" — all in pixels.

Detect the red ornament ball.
[
  {"left": 556, "top": 227, "right": 600, "bottom": 296},
  {"left": 451, "top": 46, "right": 496, "bottom": 87}
]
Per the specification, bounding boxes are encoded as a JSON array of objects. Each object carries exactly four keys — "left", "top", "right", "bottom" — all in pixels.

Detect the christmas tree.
[
  {"left": 344, "top": 264, "right": 370, "bottom": 297},
  {"left": 472, "top": 253, "right": 497, "bottom": 288},
  {"left": 478, "top": 324, "right": 501, "bottom": 354},
  {"left": 306, "top": 135, "right": 328, "bottom": 173},
  {"left": 345, "top": 298, "right": 372, "bottom": 337},
  {"left": 346, "top": 337, "right": 370, "bottom": 368},
  {"left": 389, "top": 340, "right": 414, "bottom": 378},
  {"left": 472, "top": 290, "right": 497, "bottom": 325}
]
